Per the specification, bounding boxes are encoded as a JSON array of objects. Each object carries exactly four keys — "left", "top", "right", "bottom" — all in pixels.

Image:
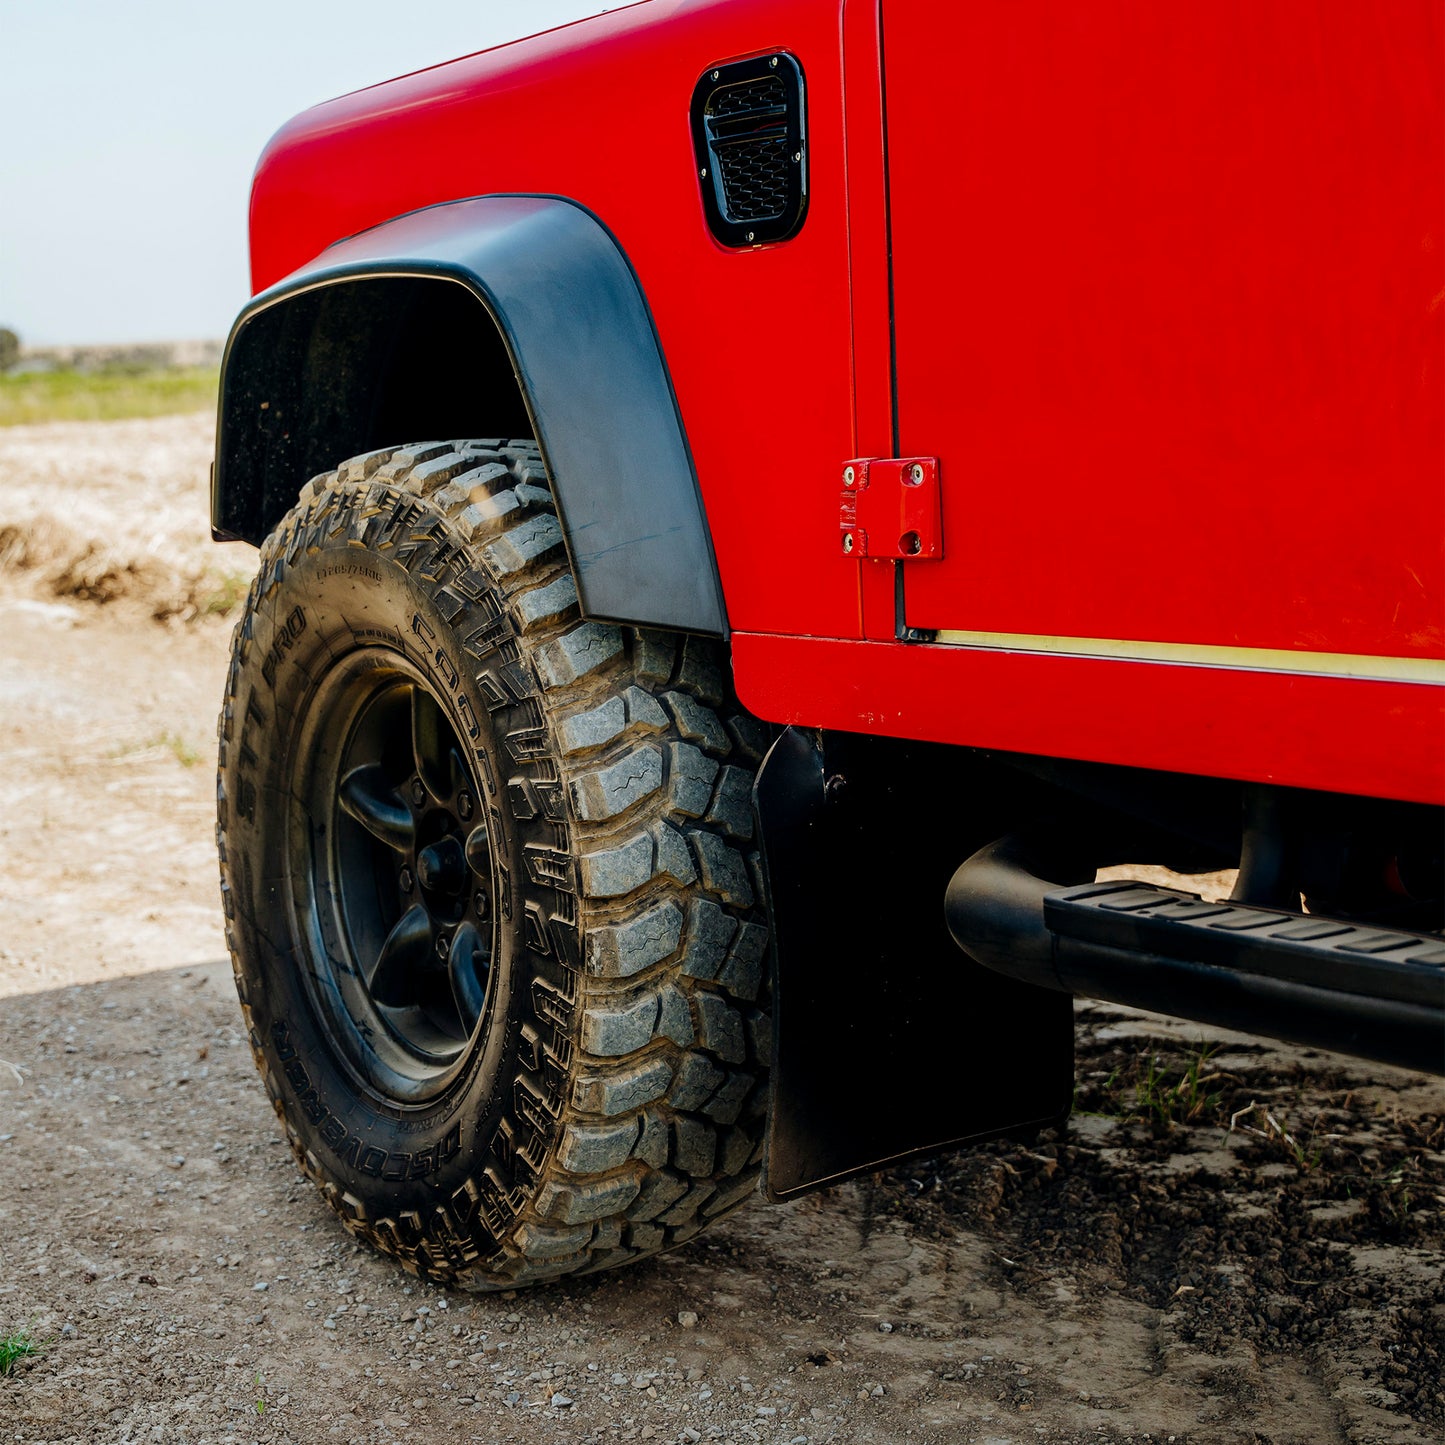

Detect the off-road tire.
[{"left": 217, "top": 439, "right": 771, "bottom": 1288}]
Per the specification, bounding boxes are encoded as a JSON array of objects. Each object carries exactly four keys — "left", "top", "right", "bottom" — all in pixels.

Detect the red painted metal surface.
[
  {"left": 884, "top": 1, "right": 1445, "bottom": 665},
  {"left": 732, "top": 631, "right": 1445, "bottom": 807},
  {"left": 248, "top": 0, "right": 862, "bottom": 644},
  {"left": 246, "top": 0, "right": 1444, "bottom": 802}
]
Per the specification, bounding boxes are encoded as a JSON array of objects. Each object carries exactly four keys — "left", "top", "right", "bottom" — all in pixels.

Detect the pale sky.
[{"left": 0, "top": 1, "right": 616, "bottom": 346}]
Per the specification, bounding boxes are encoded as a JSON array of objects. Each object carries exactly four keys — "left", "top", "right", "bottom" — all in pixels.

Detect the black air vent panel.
[{"left": 691, "top": 53, "right": 808, "bottom": 247}]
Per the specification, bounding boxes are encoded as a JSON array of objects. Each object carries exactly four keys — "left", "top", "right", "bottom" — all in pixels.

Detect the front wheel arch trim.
[{"left": 213, "top": 194, "right": 727, "bottom": 637}]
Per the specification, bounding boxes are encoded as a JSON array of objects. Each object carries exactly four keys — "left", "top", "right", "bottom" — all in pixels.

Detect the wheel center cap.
[{"left": 416, "top": 836, "right": 466, "bottom": 895}]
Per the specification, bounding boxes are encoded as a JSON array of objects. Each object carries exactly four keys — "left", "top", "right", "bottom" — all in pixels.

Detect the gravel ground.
[{"left": 0, "top": 415, "right": 1440, "bottom": 1445}]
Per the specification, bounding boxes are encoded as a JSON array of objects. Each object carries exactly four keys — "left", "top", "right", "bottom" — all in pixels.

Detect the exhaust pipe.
[{"left": 946, "top": 835, "right": 1445, "bottom": 1075}]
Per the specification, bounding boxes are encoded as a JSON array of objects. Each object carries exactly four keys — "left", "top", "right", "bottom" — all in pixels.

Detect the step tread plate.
[{"left": 1045, "top": 884, "right": 1445, "bottom": 1008}]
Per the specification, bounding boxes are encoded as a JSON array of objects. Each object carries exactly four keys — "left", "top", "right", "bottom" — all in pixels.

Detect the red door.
[{"left": 882, "top": 0, "right": 1444, "bottom": 683}]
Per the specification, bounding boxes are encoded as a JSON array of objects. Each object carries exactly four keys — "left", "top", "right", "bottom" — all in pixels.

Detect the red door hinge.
[{"left": 839, "top": 457, "right": 942, "bottom": 560}]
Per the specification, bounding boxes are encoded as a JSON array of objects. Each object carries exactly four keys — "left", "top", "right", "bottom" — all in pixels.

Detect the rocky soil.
[{"left": 0, "top": 415, "right": 1440, "bottom": 1445}]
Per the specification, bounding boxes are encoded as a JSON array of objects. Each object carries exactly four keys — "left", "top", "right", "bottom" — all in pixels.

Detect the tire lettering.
[
  {"left": 269, "top": 1017, "right": 458, "bottom": 1179},
  {"left": 261, "top": 606, "right": 308, "bottom": 687}
]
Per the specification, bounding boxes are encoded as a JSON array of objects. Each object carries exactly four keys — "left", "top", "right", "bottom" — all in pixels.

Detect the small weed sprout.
[
  {"left": 198, "top": 570, "right": 250, "bottom": 618},
  {"left": 1134, "top": 1044, "right": 1224, "bottom": 1130},
  {"left": 1076, "top": 1042, "right": 1225, "bottom": 1131},
  {"left": 159, "top": 733, "right": 202, "bottom": 767},
  {"left": 0, "top": 1326, "right": 42, "bottom": 1375},
  {"left": 110, "top": 732, "right": 202, "bottom": 767},
  {"left": 1377, "top": 1161, "right": 1418, "bottom": 1224},
  {"left": 1229, "top": 1100, "right": 1323, "bottom": 1171},
  {"left": 254, "top": 1371, "right": 266, "bottom": 1414}
]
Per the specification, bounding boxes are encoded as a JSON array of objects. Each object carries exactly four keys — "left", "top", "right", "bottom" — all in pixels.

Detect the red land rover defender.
[{"left": 212, "top": 0, "right": 1444, "bottom": 1288}]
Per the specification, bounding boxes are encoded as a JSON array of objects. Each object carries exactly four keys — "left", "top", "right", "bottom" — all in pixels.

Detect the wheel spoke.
[
  {"left": 338, "top": 765, "right": 414, "bottom": 853},
  {"left": 411, "top": 685, "right": 455, "bottom": 800},
  {"left": 447, "top": 922, "right": 489, "bottom": 1034},
  {"left": 367, "top": 904, "right": 433, "bottom": 1005}
]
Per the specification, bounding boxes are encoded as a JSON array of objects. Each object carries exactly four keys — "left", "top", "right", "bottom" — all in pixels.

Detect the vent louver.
[{"left": 691, "top": 53, "right": 808, "bottom": 248}]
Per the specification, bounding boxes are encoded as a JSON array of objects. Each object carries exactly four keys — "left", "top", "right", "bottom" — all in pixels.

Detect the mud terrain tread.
[{"left": 218, "top": 438, "right": 770, "bottom": 1289}]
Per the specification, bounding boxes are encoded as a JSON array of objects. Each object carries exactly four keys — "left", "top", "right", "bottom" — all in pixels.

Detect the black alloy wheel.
[{"left": 293, "top": 660, "right": 497, "bottom": 1103}]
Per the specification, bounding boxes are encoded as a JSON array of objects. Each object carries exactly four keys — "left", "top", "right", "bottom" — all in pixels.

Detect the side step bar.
[{"left": 946, "top": 837, "right": 1445, "bottom": 1074}]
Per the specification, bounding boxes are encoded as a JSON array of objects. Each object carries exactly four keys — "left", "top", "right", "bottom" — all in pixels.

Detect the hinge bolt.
[
  {"left": 842, "top": 532, "right": 855, "bottom": 555},
  {"left": 843, "top": 465, "right": 855, "bottom": 487},
  {"left": 908, "top": 463, "right": 925, "bottom": 485}
]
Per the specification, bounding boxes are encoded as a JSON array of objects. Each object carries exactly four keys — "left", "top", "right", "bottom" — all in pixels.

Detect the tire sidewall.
[{"left": 222, "top": 510, "right": 574, "bottom": 1252}]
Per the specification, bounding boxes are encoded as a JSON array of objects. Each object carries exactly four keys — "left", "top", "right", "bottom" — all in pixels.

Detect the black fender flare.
[{"left": 213, "top": 195, "right": 726, "bottom": 636}]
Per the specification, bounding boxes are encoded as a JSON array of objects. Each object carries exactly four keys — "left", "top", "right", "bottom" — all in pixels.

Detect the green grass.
[
  {"left": 0, "top": 1327, "right": 41, "bottom": 1375},
  {"left": 1078, "top": 1042, "right": 1226, "bottom": 1131},
  {"left": 110, "top": 731, "right": 204, "bottom": 767},
  {"left": 0, "top": 366, "right": 218, "bottom": 426},
  {"left": 1229, "top": 1100, "right": 1324, "bottom": 1172},
  {"left": 196, "top": 569, "right": 251, "bottom": 617},
  {"left": 158, "top": 732, "right": 203, "bottom": 767},
  {"left": 1133, "top": 1043, "right": 1225, "bottom": 1130}
]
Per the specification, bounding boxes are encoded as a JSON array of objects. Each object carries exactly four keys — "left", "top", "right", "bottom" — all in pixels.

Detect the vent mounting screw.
[
  {"left": 712, "top": 69, "right": 720, "bottom": 80},
  {"left": 770, "top": 56, "right": 779, "bottom": 67},
  {"left": 746, "top": 231, "right": 756, "bottom": 243},
  {"left": 700, "top": 167, "right": 708, "bottom": 178}
]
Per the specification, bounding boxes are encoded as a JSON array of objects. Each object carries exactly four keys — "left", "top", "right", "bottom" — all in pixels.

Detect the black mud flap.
[{"left": 755, "top": 727, "right": 1074, "bottom": 1201}]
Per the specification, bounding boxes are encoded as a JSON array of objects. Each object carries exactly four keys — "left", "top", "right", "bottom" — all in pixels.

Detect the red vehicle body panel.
[
  {"left": 247, "top": 0, "right": 1444, "bottom": 805},
  {"left": 249, "top": 0, "right": 864, "bottom": 650},
  {"left": 886, "top": 1, "right": 1444, "bottom": 661}
]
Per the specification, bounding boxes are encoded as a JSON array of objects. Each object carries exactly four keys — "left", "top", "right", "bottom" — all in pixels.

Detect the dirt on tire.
[
  {"left": 0, "top": 415, "right": 1441, "bottom": 1445},
  {"left": 220, "top": 438, "right": 772, "bottom": 1289}
]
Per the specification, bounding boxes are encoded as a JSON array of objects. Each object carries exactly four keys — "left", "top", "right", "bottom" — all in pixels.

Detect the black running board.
[{"left": 946, "top": 837, "right": 1445, "bottom": 1075}]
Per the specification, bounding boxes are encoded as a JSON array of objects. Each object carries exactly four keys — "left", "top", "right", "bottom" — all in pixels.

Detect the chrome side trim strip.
[{"left": 930, "top": 630, "right": 1445, "bottom": 686}]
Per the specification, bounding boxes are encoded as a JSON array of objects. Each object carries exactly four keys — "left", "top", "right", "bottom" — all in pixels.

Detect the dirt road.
[{"left": 1, "top": 416, "right": 1441, "bottom": 1445}]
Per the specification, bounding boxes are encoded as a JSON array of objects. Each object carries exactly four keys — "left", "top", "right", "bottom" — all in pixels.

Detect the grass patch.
[
  {"left": 1077, "top": 1042, "right": 1226, "bottom": 1131},
  {"left": 110, "top": 732, "right": 203, "bottom": 767},
  {"left": 0, "top": 1327, "right": 41, "bottom": 1375},
  {"left": 1229, "top": 1100, "right": 1324, "bottom": 1172},
  {"left": 159, "top": 732, "right": 203, "bottom": 767},
  {"left": 196, "top": 569, "right": 251, "bottom": 618},
  {"left": 0, "top": 366, "right": 218, "bottom": 426}
]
